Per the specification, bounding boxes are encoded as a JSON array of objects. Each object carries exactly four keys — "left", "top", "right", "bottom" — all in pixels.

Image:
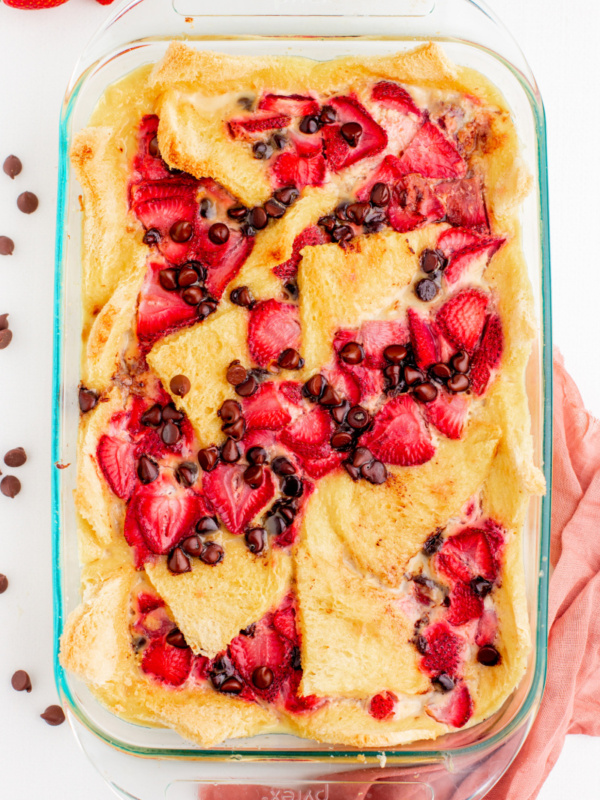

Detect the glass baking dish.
[{"left": 51, "top": 0, "right": 552, "bottom": 797}]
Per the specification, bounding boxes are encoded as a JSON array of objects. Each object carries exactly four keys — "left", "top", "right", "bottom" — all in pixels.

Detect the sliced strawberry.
[
  {"left": 423, "top": 390, "right": 468, "bottom": 440},
  {"left": 361, "top": 320, "right": 409, "bottom": 368},
  {"left": 272, "top": 597, "right": 298, "bottom": 641},
  {"left": 273, "top": 225, "right": 327, "bottom": 280},
  {"left": 280, "top": 405, "right": 332, "bottom": 460},
  {"left": 469, "top": 313, "right": 503, "bottom": 395},
  {"left": 248, "top": 299, "right": 301, "bottom": 368},
  {"left": 436, "top": 289, "right": 489, "bottom": 353},
  {"left": 369, "top": 691, "right": 397, "bottom": 721},
  {"left": 322, "top": 364, "right": 361, "bottom": 407},
  {"left": 333, "top": 329, "right": 384, "bottom": 404},
  {"left": 397, "top": 120, "right": 466, "bottom": 180},
  {"left": 427, "top": 682, "right": 473, "bottom": 728},
  {"left": 133, "top": 606, "right": 173, "bottom": 641},
  {"left": 130, "top": 178, "right": 198, "bottom": 209},
  {"left": 435, "top": 527, "right": 498, "bottom": 584},
  {"left": 284, "top": 666, "right": 325, "bottom": 714},
  {"left": 388, "top": 174, "right": 445, "bottom": 233},
  {"left": 475, "top": 609, "right": 498, "bottom": 647},
  {"left": 362, "top": 395, "right": 435, "bottom": 467},
  {"left": 355, "top": 154, "right": 403, "bottom": 202},
  {"left": 407, "top": 308, "right": 438, "bottom": 369},
  {"left": 271, "top": 134, "right": 326, "bottom": 190},
  {"left": 202, "top": 463, "right": 275, "bottom": 535},
  {"left": 137, "top": 592, "right": 165, "bottom": 614},
  {"left": 136, "top": 262, "right": 200, "bottom": 348},
  {"left": 123, "top": 512, "right": 156, "bottom": 569},
  {"left": 242, "top": 382, "right": 293, "bottom": 431},
  {"left": 258, "top": 93, "right": 319, "bottom": 117},
  {"left": 420, "top": 621, "right": 465, "bottom": 677},
  {"left": 302, "top": 449, "right": 344, "bottom": 480},
  {"left": 446, "top": 581, "right": 484, "bottom": 626},
  {"left": 371, "top": 81, "right": 420, "bottom": 116},
  {"left": 436, "top": 227, "right": 482, "bottom": 258},
  {"left": 228, "top": 113, "right": 291, "bottom": 139},
  {"left": 435, "top": 177, "right": 489, "bottom": 232},
  {"left": 278, "top": 380, "right": 305, "bottom": 407},
  {"left": 97, "top": 434, "right": 136, "bottom": 501},
  {"left": 443, "top": 237, "right": 505, "bottom": 285},
  {"left": 133, "top": 115, "right": 172, "bottom": 182},
  {"left": 322, "top": 95, "right": 388, "bottom": 172},
  {"left": 141, "top": 639, "right": 192, "bottom": 687},
  {"left": 194, "top": 225, "right": 253, "bottom": 300}
]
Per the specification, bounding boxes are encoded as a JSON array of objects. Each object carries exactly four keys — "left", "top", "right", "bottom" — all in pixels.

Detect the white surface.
[{"left": 0, "top": 0, "right": 598, "bottom": 798}]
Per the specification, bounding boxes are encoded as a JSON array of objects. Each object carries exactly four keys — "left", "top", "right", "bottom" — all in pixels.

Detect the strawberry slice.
[
  {"left": 123, "top": 512, "right": 156, "bottom": 569},
  {"left": 397, "top": 120, "right": 466, "bottom": 180},
  {"left": 133, "top": 115, "right": 172, "bottom": 181},
  {"left": 258, "top": 94, "right": 319, "bottom": 117},
  {"left": 407, "top": 308, "right": 438, "bottom": 369},
  {"left": 322, "top": 95, "right": 388, "bottom": 172},
  {"left": 469, "top": 314, "right": 503, "bottom": 395},
  {"left": 280, "top": 405, "right": 332, "bottom": 460},
  {"left": 302, "top": 450, "right": 344, "bottom": 480},
  {"left": 369, "top": 691, "right": 397, "bottom": 721},
  {"left": 130, "top": 178, "right": 198, "bottom": 209},
  {"left": 248, "top": 299, "right": 301, "bottom": 368},
  {"left": 475, "top": 610, "right": 498, "bottom": 647},
  {"left": 371, "top": 81, "right": 420, "bottom": 116},
  {"left": 435, "top": 527, "right": 499, "bottom": 584},
  {"left": 273, "top": 225, "right": 327, "bottom": 280},
  {"left": 193, "top": 225, "right": 254, "bottom": 299},
  {"left": 97, "top": 433, "right": 136, "bottom": 501},
  {"left": 423, "top": 390, "right": 468, "bottom": 440},
  {"left": 137, "top": 592, "right": 165, "bottom": 614},
  {"left": 435, "top": 177, "right": 489, "bottom": 232},
  {"left": 355, "top": 154, "right": 403, "bottom": 202},
  {"left": 446, "top": 581, "right": 484, "bottom": 626},
  {"left": 137, "top": 262, "right": 200, "bottom": 348},
  {"left": 141, "top": 639, "right": 192, "bottom": 687},
  {"left": 242, "top": 382, "right": 294, "bottom": 431},
  {"left": 229, "top": 616, "right": 293, "bottom": 702},
  {"left": 443, "top": 237, "right": 505, "bottom": 285},
  {"left": 361, "top": 320, "right": 410, "bottom": 368},
  {"left": 271, "top": 134, "right": 326, "bottom": 190},
  {"left": 278, "top": 380, "right": 305, "bottom": 407},
  {"left": 436, "top": 289, "right": 489, "bottom": 353},
  {"left": 436, "top": 227, "right": 482, "bottom": 258},
  {"left": 420, "top": 621, "right": 466, "bottom": 677},
  {"left": 272, "top": 596, "right": 298, "bottom": 641},
  {"left": 362, "top": 395, "right": 435, "bottom": 467},
  {"left": 202, "top": 463, "right": 275, "bottom": 535},
  {"left": 388, "top": 174, "right": 445, "bottom": 233},
  {"left": 427, "top": 682, "right": 473, "bottom": 728},
  {"left": 322, "top": 363, "right": 361, "bottom": 407},
  {"left": 333, "top": 329, "right": 384, "bottom": 403},
  {"left": 134, "top": 194, "right": 198, "bottom": 264},
  {"left": 228, "top": 113, "right": 291, "bottom": 139}
]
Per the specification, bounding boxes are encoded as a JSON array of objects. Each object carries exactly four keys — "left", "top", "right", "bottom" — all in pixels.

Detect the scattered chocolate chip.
[
  {"left": 241, "top": 623, "right": 256, "bottom": 637},
  {"left": 284, "top": 281, "right": 298, "bottom": 300},
  {"left": 0, "top": 329, "right": 13, "bottom": 350},
  {"left": 361, "top": 459, "right": 387, "bottom": 484},
  {"left": 330, "top": 399, "right": 350, "bottom": 425},
  {"left": 431, "top": 363, "right": 452, "bottom": 380},
  {"left": 416, "top": 278, "right": 439, "bottom": 302},
  {"left": 198, "top": 446, "right": 220, "bottom": 472},
  {"left": 320, "top": 105, "right": 337, "bottom": 125},
  {"left": 3, "top": 155, "right": 22, "bottom": 179},
  {"left": 235, "top": 375, "right": 258, "bottom": 397},
  {"left": 264, "top": 513, "right": 286, "bottom": 537},
  {"left": 447, "top": 373, "right": 470, "bottom": 393},
  {"left": 168, "top": 547, "right": 191, "bottom": 574},
  {"left": 245, "top": 527, "right": 266, "bottom": 554},
  {"left": 339, "top": 341, "right": 364, "bottom": 365},
  {"left": 137, "top": 455, "right": 159, "bottom": 484},
  {"left": 243, "top": 464, "right": 264, "bottom": 488},
  {"left": 221, "top": 415, "right": 247, "bottom": 440},
  {"left": 238, "top": 95, "right": 254, "bottom": 110},
  {"left": 252, "top": 141, "right": 273, "bottom": 160},
  {"left": 271, "top": 456, "right": 296, "bottom": 476},
  {"left": 420, "top": 249, "right": 446, "bottom": 274},
  {"left": 340, "top": 121, "right": 362, "bottom": 147},
  {"left": 433, "top": 673, "right": 455, "bottom": 692},
  {"left": 17, "top": 191, "right": 38, "bottom": 214},
  {"left": 245, "top": 447, "right": 266, "bottom": 467},
  {"left": 200, "top": 542, "right": 224, "bottom": 565},
  {"left": 413, "top": 381, "right": 438, "bottom": 403},
  {"left": 299, "top": 115, "right": 321, "bottom": 134},
  {"left": 471, "top": 576, "right": 493, "bottom": 597},
  {"left": 318, "top": 215, "right": 337, "bottom": 232},
  {"left": 148, "top": 136, "right": 160, "bottom": 158},
  {"left": 252, "top": 666, "right": 274, "bottom": 689},
  {"left": 11, "top": 670, "right": 32, "bottom": 692},
  {"left": 220, "top": 676, "right": 243, "bottom": 694},
  {"left": 404, "top": 365, "right": 424, "bottom": 386},
  {"left": 451, "top": 351, "right": 470, "bottom": 373},
  {"left": 141, "top": 403, "right": 163, "bottom": 427},
  {"left": 221, "top": 437, "right": 241, "bottom": 463},
  {"left": 198, "top": 299, "right": 217, "bottom": 319},
  {"left": 264, "top": 198, "right": 286, "bottom": 219},
  {"left": 477, "top": 645, "right": 501, "bottom": 666},
  {"left": 230, "top": 286, "right": 254, "bottom": 307},
  {"left": 181, "top": 285, "right": 205, "bottom": 306},
  {"left": 169, "top": 220, "right": 193, "bottom": 243},
  {"left": 199, "top": 198, "right": 214, "bottom": 218},
  {"left": 422, "top": 530, "right": 444, "bottom": 555},
  {"left": 1, "top": 476, "right": 21, "bottom": 498},
  {"left": 0, "top": 574, "right": 7, "bottom": 593},
  {"left": 219, "top": 399, "right": 242, "bottom": 424},
  {"left": 161, "top": 420, "right": 181, "bottom": 446},
  {"left": 158, "top": 268, "right": 179, "bottom": 291},
  {"left": 143, "top": 228, "right": 161, "bottom": 245},
  {"left": 177, "top": 266, "right": 199, "bottom": 288},
  {"left": 0, "top": 236, "right": 15, "bottom": 255},
  {"left": 278, "top": 348, "right": 304, "bottom": 370},
  {"left": 162, "top": 404, "right": 184, "bottom": 422},
  {"left": 181, "top": 535, "right": 203, "bottom": 557},
  {"left": 272, "top": 133, "right": 288, "bottom": 150},
  {"left": 346, "top": 202, "right": 370, "bottom": 225},
  {"left": 274, "top": 187, "right": 299, "bottom": 206},
  {"left": 383, "top": 364, "right": 402, "bottom": 388},
  {"left": 281, "top": 475, "right": 303, "bottom": 498},
  {"left": 248, "top": 207, "right": 268, "bottom": 230},
  {"left": 330, "top": 430, "right": 353, "bottom": 451},
  {"left": 370, "top": 182, "right": 390, "bottom": 207},
  {"left": 227, "top": 205, "right": 248, "bottom": 221},
  {"left": 273, "top": 501, "right": 295, "bottom": 526},
  {"left": 226, "top": 360, "right": 248, "bottom": 386},
  {"left": 331, "top": 224, "right": 353, "bottom": 243},
  {"left": 40, "top": 705, "right": 65, "bottom": 726},
  {"left": 383, "top": 344, "right": 408, "bottom": 364},
  {"left": 352, "top": 447, "right": 373, "bottom": 469},
  {"left": 343, "top": 461, "right": 360, "bottom": 480},
  {"left": 170, "top": 374, "right": 191, "bottom": 397},
  {"left": 304, "top": 374, "right": 327, "bottom": 401},
  {"left": 414, "top": 634, "right": 428, "bottom": 655},
  {"left": 166, "top": 629, "right": 188, "bottom": 648},
  {"left": 0, "top": 314, "right": 8, "bottom": 330},
  {"left": 319, "top": 384, "right": 341, "bottom": 407},
  {"left": 197, "top": 516, "right": 220, "bottom": 534},
  {"left": 176, "top": 461, "right": 198, "bottom": 488},
  {"left": 208, "top": 222, "right": 230, "bottom": 245},
  {"left": 346, "top": 406, "right": 370, "bottom": 430}
]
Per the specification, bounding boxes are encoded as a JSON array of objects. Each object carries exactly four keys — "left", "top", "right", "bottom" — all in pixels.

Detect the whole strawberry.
[{"left": 3, "top": 0, "right": 69, "bottom": 7}]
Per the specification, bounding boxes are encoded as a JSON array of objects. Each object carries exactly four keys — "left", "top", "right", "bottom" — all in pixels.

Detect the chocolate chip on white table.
[
  {"left": 0, "top": 236, "right": 15, "bottom": 255},
  {"left": 11, "top": 670, "right": 32, "bottom": 693},
  {"left": 17, "top": 191, "right": 38, "bottom": 214},
  {"left": 3, "top": 155, "right": 22, "bottom": 179},
  {"left": 0, "top": 574, "right": 8, "bottom": 594},
  {"left": 1, "top": 475, "right": 21, "bottom": 498},
  {"left": 4, "top": 447, "right": 26, "bottom": 467},
  {"left": 0, "top": 328, "right": 13, "bottom": 349},
  {"left": 40, "top": 705, "right": 65, "bottom": 726}
]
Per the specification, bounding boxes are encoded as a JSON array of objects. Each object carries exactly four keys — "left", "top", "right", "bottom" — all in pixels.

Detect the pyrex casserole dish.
[{"left": 51, "top": 1, "right": 552, "bottom": 798}]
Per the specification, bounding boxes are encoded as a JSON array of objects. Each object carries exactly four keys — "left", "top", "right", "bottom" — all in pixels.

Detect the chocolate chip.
[
  {"left": 40, "top": 705, "right": 65, "bottom": 726},
  {"left": 198, "top": 300, "right": 217, "bottom": 320},
  {"left": 451, "top": 351, "right": 470, "bottom": 373},
  {"left": 330, "top": 399, "right": 350, "bottom": 425},
  {"left": 414, "top": 634, "right": 428, "bottom": 655},
  {"left": 278, "top": 348, "right": 304, "bottom": 370},
  {"left": 343, "top": 461, "right": 360, "bottom": 480},
  {"left": 3, "top": 155, "right": 22, "bottom": 179},
  {"left": 162, "top": 404, "right": 184, "bottom": 422},
  {"left": 339, "top": 341, "right": 364, "bottom": 365},
  {"left": 318, "top": 215, "right": 337, "bottom": 232},
  {"left": 340, "top": 121, "right": 362, "bottom": 147},
  {"left": 248, "top": 207, "right": 268, "bottom": 230},
  {"left": 0, "top": 236, "right": 15, "bottom": 255},
  {"left": 320, "top": 105, "right": 337, "bottom": 125},
  {"left": 370, "top": 182, "right": 390, "bottom": 207},
  {"left": 181, "top": 535, "right": 203, "bottom": 557},
  {"left": 17, "top": 191, "right": 38, "bottom": 214},
  {"left": 230, "top": 286, "right": 254, "bottom": 307},
  {"left": 243, "top": 464, "right": 264, "bottom": 488},
  {"left": 181, "top": 285, "right": 205, "bottom": 305},
  {"left": 404, "top": 365, "right": 424, "bottom": 386},
  {"left": 384, "top": 364, "right": 402, "bottom": 388},
  {"left": 143, "top": 228, "right": 161, "bottom": 245},
  {"left": 383, "top": 344, "right": 408, "bottom": 364},
  {"left": 221, "top": 437, "right": 241, "bottom": 463},
  {"left": 274, "top": 187, "right": 299, "bottom": 206},
  {"left": 265, "top": 513, "right": 286, "bottom": 537},
  {"left": 1, "top": 476, "right": 21, "bottom": 498},
  {"left": 218, "top": 399, "right": 242, "bottom": 424},
  {"left": 433, "top": 673, "right": 455, "bottom": 692},
  {"left": 352, "top": 447, "right": 373, "bottom": 469},
  {"left": 272, "top": 456, "right": 296, "bottom": 476},
  {"left": 228, "top": 205, "right": 248, "bottom": 221},
  {"left": 346, "top": 202, "right": 370, "bottom": 225},
  {"left": 221, "top": 410, "right": 246, "bottom": 438},
  {"left": 416, "top": 278, "right": 439, "bottom": 302},
  {"left": 422, "top": 530, "right": 444, "bottom": 555},
  {"left": 245, "top": 527, "right": 266, "bottom": 554},
  {"left": 170, "top": 374, "right": 191, "bottom": 397},
  {"left": 281, "top": 475, "right": 303, "bottom": 498},
  {"left": 264, "top": 198, "right": 286, "bottom": 219},
  {"left": 200, "top": 542, "right": 224, "bottom": 565},
  {"left": 168, "top": 547, "right": 191, "bottom": 574},
  {"left": 176, "top": 461, "right": 198, "bottom": 488},
  {"left": 431, "top": 363, "right": 452, "bottom": 380},
  {"left": 220, "top": 676, "right": 243, "bottom": 694},
  {"left": 331, "top": 225, "right": 353, "bottom": 243},
  {"left": 420, "top": 249, "right": 446, "bottom": 274},
  {"left": 330, "top": 430, "right": 353, "bottom": 451},
  {"left": 252, "top": 141, "right": 273, "bottom": 160},
  {"left": 471, "top": 577, "right": 493, "bottom": 597},
  {"left": 361, "top": 459, "right": 387, "bottom": 484},
  {"left": 11, "top": 670, "right": 32, "bottom": 692},
  {"left": 196, "top": 516, "right": 220, "bottom": 534},
  {"left": 159, "top": 268, "right": 179, "bottom": 291},
  {"left": 148, "top": 136, "right": 160, "bottom": 158},
  {"left": 177, "top": 266, "right": 199, "bottom": 288},
  {"left": 137, "top": 455, "right": 159, "bottom": 484},
  {"left": 198, "top": 446, "right": 220, "bottom": 472},
  {"left": 413, "top": 381, "right": 438, "bottom": 403},
  {"left": 161, "top": 420, "right": 181, "bottom": 445},
  {"left": 199, "top": 198, "right": 214, "bottom": 218},
  {"left": 166, "top": 629, "right": 188, "bottom": 648},
  {"left": 252, "top": 666, "right": 274, "bottom": 689},
  {"left": 318, "top": 384, "right": 340, "bottom": 408},
  {"left": 477, "top": 645, "right": 501, "bottom": 666},
  {"left": 304, "top": 374, "right": 327, "bottom": 401},
  {"left": 238, "top": 95, "right": 254, "bottom": 110},
  {"left": 346, "top": 406, "right": 370, "bottom": 430},
  {"left": 299, "top": 115, "right": 321, "bottom": 134},
  {"left": 447, "top": 373, "right": 470, "bottom": 393},
  {"left": 0, "top": 574, "right": 8, "bottom": 593},
  {"left": 76, "top": 386, "right": 98, "bottom": 415},
  {"left": 141, "top": 403, "right": 163, "bottom": 427},
  {"left": 0, "top": 329, "right": 13, "bottom": 350},
  {"left": 0, "top": 314, "right": 8, "bottom": 330},
  {"left": 208, "top": 222, "right": 230, "bottom": 245},
  {"left": 226, "top": 361, "right": 248, "bottom": 386},
  {"left": 169, "top": 220, "right": 193, "bottom": 243},
  {"left": 246, "top": 446, "right": 267, "bottom": 466},
  {"left": 273, "top": 501, "right": 295, "bottom": 526},
  {"left": 235, "top": 375, "right": 258, "bottom": 397}
]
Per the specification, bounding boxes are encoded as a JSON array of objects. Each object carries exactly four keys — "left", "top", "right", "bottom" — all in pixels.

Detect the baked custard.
[{"left": 60, "top": 42, "right": 545, "bottom": 748}]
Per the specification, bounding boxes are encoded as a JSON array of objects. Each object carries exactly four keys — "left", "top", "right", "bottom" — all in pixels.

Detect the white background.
[{"left": 0, "top": 0, "right": 598, "bottom": 798}]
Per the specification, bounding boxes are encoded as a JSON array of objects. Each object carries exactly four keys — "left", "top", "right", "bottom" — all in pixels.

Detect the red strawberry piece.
[
  {"left": 397, "top": 120, "right": 466, "bottom": 180},
  {"left": 322, "top": 95, "right": 388, "bottom": 172},
  {"left": 443, "top": 237, "right": 505, "bottom": 285},
  {"left": 388, "top": 175, "right": 445, "bottom": 234},
  {"left": 141, "top": 639, "right": 192, "bottom": 687},
  {"left": 427, "top": 681, "right": 473, "bottom": 728},
  {"left": 191, "top": 655, "right": 210, "bottom": 683},
  {"left": 435, "top": 177, "right": 489, "bottom": 233},
  {"left": 360, "top": 320, "right": 409, "bottom": 368},
  {"left": 248, "top": 299, "right": 301, "bottom": 367},
  {"left": 355, "top": 154, "right": 403, "bottom": 202},
  {"left": 137, "top": 593, "right": 165, "bottom": 614},
  {"left": 194, "top": 225, "right": 253, "bottom": 300},
  {"left": 271, "top": 595, "right": 299, "bottom": 642},
  {"left": 362, "top": 395, "right": 435, "bottom": 467},
  {"left": 271, "top": 134, "right": 326, "bottom": 190},
  {"left": 446, "top": 581, "right": 484, "bottom": 626},
  {"left": 475, "top": 609, "right": 498, "bottom": 647},
  {"left": 371, "top": 81, "right": 420, "bottom": 116},
  {"left": 202, "top": 463, "right": 275, "bottom": 535},
  {"left": 469, "top": 314, "right": 503, "bottom": 396},
  {"left": 258, "top": 94, "right": 320, "bottom": 117},
  {"left": 136, "top": 262, "right": 199, "bottom": 348},
  {"left": 302, "top": 449, "right": 344, "bottom": 480},
  {"left": 127, "top": 473, "right": 210, "bottom": 554},
  {"left": 134, "top": 194, "right": 198, "bottom": 264},
  {"left": 132, "top": 115, "right": 172, "bottom": 181},
  {"left": 432, "top": 325, "right": 458, "bottom": 364},
  {"left": 435, "top": 528, "right": 498, "bottom": 584},
  {"left": 369, "top": 691, "right": 397, "bottom": 721},
  {"left": 407, "top": 308, "right": 438, "bottom": 369},
  {"left": 134, "top": 607, "right": 173, "bottom": 641},
  {"left": 436, "top": 289, "right": 489, "bottom": 353},
  {"left": 4, "top": 0, "right": 68, "bottom": 6},
  {"left": 280, "top": 405, "right": 333, "bottom": 460},
  {"left": 420, "top": 621, "right": 465, "bottom": 677},
  {"left": 436, "top": 226, "right": 482, "bottom": 258},
  {"left": 273, "top": 225, "right": 327, "bottom": 280},
  {"left": 228, "top": 113, "right": 291, "bottom": 139},
  {"left": 130, "top": 178, "right": 198, "bottom": 209},
  {"left": 284, "top": 666, "right": 325, "bottom": 714},
  {"left": 242, "top": 382, "right": 293, "bottom": 431},
  {"left": 229, "top": 616, "right": 293, "bottom": 702},
  {"left": 322, "top": 364, "right": 361, "bottom": 407},
  {"left": 333, "top": 329, "right": 384, "bottom": 403},
  {"left": 423, "top": 390, "right": 468, "bottom": 440},
  {"left": 278, "top": 380, "right": 304, "bottom": 407},
  {"left": 123, "top": 512, "right": 156, "bottom": 569},
  {"left": 241, "top": 429, "right": 278, "bottom": 456},
  {"left": 97, "top": 434, "right": 136, "bottom": 501}
]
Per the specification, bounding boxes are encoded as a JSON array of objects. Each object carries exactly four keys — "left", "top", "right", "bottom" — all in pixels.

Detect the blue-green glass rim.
[{"left": 51, "top": 35, "right": 552, "bottom": 763}]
